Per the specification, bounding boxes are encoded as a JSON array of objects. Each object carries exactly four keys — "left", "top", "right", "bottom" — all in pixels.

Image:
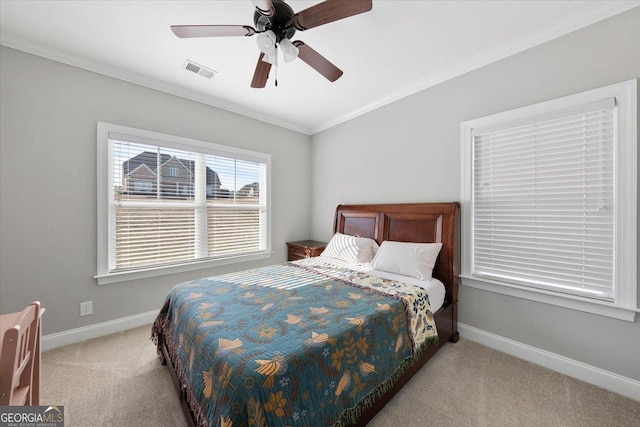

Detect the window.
[
  {"left": 133, "top": 180, "right": 153, "bottom": 193},
  {"left": 96, "top": 123, "right": 271, "bottom": 284},
  {"left": 460, "top": 80, "right": 637, "bottom": 321}
]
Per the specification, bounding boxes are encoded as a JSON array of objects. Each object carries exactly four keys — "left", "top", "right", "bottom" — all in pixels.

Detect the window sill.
[
  {"left": 95, "top": 251, "right": 272, "bottom": 285},
  {"left": 460, "top": 275, "right": 639, "bottom": 322}
]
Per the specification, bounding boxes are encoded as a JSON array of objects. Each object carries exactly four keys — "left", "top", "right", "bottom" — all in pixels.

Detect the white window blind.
[
  {"left": 106, "top": 133, "right": 268, "bottom": 273},
  {"left": 472, "top": 98, "right": 615, "bottom": 300}
]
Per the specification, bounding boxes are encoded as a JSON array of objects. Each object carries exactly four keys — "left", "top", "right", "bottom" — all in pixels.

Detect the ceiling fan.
[{"left": 171, "top": 0, "right": 373, "bottom": 88}]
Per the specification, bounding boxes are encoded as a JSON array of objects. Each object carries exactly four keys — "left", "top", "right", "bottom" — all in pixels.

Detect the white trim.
[
  {"left": 40, "top": 312, "right": 640, "bottom": 400},
  {"left": 310, "top": 1, "right": 640, "bottom": 133},
  {"left": 95, "top": 251, "right": 272, "bottom": 285},
  {"left": 41, "top": 310, "right": 159, "bottom": 352},
  {"left": 461, "top": 276, "right": 639, "bottom": 322},
  {"left": 458, "top": 322, "right": 640, "bottom": 402},
  {"left": 96, "top": 122, "right": 273, "bottom": 284},
  {"left": 0, "top": 36, "right": 311, "bottom": 135},
  {"left": 614, "top": 78, "right": 638, "bottom": 306},
  {"left": 2, "top": 2, "right": 638, "bottom": 135},
  {"left": 460, "top": 80, "right": 636, "bottom": 129},
  {"left": 460, "top": 79, "right": 637, "bottom": 320},
  {"left": 104, "top": 123, "right": 272, "bottom": 164}
]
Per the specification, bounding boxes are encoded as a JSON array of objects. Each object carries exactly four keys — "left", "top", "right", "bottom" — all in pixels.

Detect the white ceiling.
[{"left": 1, "top": 1, "right": 637, "bottom": 134}]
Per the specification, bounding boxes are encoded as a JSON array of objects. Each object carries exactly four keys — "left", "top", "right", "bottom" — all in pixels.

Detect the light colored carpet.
[{"left": 41, "top": 325, "right": 640, "bottom": 426}]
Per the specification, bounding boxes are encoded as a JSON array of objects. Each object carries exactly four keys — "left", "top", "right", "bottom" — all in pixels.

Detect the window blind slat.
[
  {"left": 472, "top": 102, "right": 615, "bottom": 300},
  {"left": 109, "top": 138, "right": 267, "bottom": 272},
  {"left": 470, "top": 97, "right": 615, "bottom": 136},
  {"left": 207, "top": 207, "right": 262, "bottom": 257}
]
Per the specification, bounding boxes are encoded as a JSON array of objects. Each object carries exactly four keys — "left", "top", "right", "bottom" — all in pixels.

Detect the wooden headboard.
[{"left": 333, "top": 202, "right": 460, "bottom": 307}]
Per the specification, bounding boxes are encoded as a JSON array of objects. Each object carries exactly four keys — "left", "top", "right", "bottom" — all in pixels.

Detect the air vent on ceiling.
[{"left": 183, "top": 60, "right": 217, "bottom": 79}]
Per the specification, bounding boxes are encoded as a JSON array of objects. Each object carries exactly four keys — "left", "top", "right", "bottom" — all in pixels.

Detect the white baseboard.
[
  {"left": 40, "top": 313, "right": 640, "bottom": 401},
  {"left": 41, "top": 310, "right": 159, "bottom": 352},
  {"left": 458, "top": 322, "right": 640, "bottom": 402}
]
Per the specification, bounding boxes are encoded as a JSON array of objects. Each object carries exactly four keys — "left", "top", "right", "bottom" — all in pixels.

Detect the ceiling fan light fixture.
[
  {"left": 172, "top": 0, "right": 375, "bottom": 87},
  {"left": 256, "top": 30, "right": 276, "bottom": 54},
  {"left": 262, "top": 53, "right": 277, "bottom": 65},
  {"left": 279, "top": 38, "right": 299, "bottom": 63}
]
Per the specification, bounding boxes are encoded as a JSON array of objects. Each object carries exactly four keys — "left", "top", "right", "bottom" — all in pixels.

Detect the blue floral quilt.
[{"left": 152, "top": 260, "right": 438, "bottom": 427}]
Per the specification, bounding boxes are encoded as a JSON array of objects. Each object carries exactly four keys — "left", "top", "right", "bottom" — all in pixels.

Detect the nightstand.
[{"left": 286, "top": 240, "right": 327, "bottom": 261}]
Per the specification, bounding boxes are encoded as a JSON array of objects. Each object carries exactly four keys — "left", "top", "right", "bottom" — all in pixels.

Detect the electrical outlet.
[{"left": 80, "top": 301, "right": 93, "bottom": 316}]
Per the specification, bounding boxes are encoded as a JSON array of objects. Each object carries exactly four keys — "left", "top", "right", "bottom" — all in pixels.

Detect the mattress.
[{"left": 297, "top": 256, "right": 446, "bottom": 312}]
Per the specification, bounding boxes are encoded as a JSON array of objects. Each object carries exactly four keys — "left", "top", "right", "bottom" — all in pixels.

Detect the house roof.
[{"left": 123, "top": 151, "right": 221, "bottom": 186}]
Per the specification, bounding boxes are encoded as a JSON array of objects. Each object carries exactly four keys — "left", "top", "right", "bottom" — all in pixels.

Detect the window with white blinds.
[
  {"left": 472, "top": 99, "right": 615, "bottom": 299},
  {"left": 460, "top": 80, "right": 637, "bottom": 320},
  {"left": 96, "top": 123, "right": 270, "bottom": 283}
]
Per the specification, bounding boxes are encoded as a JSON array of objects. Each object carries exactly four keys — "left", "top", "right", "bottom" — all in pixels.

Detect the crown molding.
[
  {"left": 2, "top": 1, "right": 638, "bottom": 136},
  {"left": 310, "top": 0, "right": 640, "bottom": 134},
  {"left": 0, "top": 35, "right": 313, "bottom": 135}
]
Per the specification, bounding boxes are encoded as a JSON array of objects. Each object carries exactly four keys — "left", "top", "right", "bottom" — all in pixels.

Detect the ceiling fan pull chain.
[{"left": 171, "top": 0, "right": 373, "bottom": 88}]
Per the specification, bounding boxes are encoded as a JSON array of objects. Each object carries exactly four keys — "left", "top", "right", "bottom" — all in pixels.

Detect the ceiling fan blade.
[
  {"left": 251, "top": 53, "right": 272, "bottom": 88},
  {"left": 291, "top": 0, "right": 372, "bottom": 31},
  {"left": 171, "top": 25, "right": 256, "bottom": 38},
  {"left": 252, "top": 0, "right": 275, "bottom": 17},
  {"left": 293, "top": 41, "right": 343, "bottom": 82}
]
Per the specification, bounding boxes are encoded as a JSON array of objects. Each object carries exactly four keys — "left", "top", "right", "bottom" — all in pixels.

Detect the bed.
[{"left": 152, "top": 202, "right": 460, "bottom": 426}]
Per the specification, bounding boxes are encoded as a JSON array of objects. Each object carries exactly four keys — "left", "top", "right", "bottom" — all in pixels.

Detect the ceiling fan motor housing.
[
  {"left": 171, "top": 0, "right": 373, "bottom": 87},
  {"left": 254, "top": 0, "right": 296, "bottom": 42}
]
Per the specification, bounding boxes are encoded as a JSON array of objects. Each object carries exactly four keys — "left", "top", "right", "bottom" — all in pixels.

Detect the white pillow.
[
  {"left": 321, "top": 233, "right": 379, "bottom": 264},
  {"left": 371, "top": 241, "right": 443, "bottom": 280}
]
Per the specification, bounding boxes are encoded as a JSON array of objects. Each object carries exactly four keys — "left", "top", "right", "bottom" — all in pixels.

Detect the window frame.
[
  {"left": 96, "top": 122, "right": 272, "bottom": 285},
  {"left": 460, "top": 79, "right": 638, "bottom": 321}
]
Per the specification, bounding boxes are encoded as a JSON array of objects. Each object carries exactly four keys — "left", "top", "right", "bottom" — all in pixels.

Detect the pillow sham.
[
  {"left": 320, "top": 233, "right": 379, "bottom": 264},
  {"left": 370, "top": 241, "right": 443, "bottom": 280}
]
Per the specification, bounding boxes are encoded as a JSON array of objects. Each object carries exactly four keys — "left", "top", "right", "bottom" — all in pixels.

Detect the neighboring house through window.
[
  {"left": 96, "top": 123, "right": 271, "bottom": 284},
  {"left": 460, "top": 79, "right": 637, "bottom": 321},
  {"left": 133, "top": 180, "right": 153, "bottom": 193}
]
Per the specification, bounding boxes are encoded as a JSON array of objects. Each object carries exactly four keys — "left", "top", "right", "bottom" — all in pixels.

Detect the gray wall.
[
  {"left": 0, "top": 46, "right": 312, "bottom": 335},
  {"left": 1, "top": 7, "right": 638, "bottom": 382},
  {"left": 310, "top": 8, "right": 640, "bottom": 380}
]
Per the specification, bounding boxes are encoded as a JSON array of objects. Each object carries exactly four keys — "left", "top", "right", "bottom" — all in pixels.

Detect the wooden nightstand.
[{"left": 286, "top": 240, "right": 327, "bottom": 261}]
